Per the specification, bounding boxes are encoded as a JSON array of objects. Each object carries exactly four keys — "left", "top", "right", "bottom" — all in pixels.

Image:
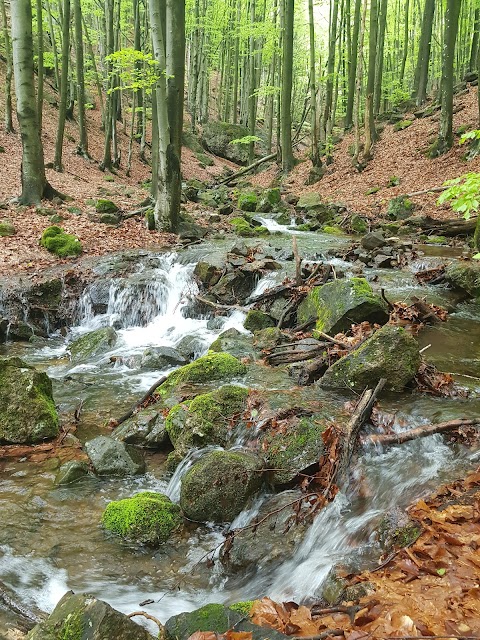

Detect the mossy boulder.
[
  {"left": 244, "top": 310, "right": 276, "bottom": 332},
  {"left": 257, "top": 188, "right": 281, "bottom": 213},
  {"left": 0, "top": 357, "right": 59, "bottom": 444},
  {"left": 230, "top": 217, "right": 270, "bottom": 238},
  {"left": 85, "top": 435, "right": 146, "bottom": 476},
  {"left": 156, "top": 352, "right": 247, "bottom": 405},
  {"left": 263, "top": 415, "right": 327, "bottom": 485},
  {"left": 40, "top": 226, "right": 82, "bottom": 257},
  {"left": 297, "top": 278, "right": 389, "bottom": 337},
  {"left": 445, "top": 261, "right": 480, "bottom": 298},
  {"left": 95, "top": 199, "right": 119, "bottom": 213},
  {"left": 297, "top": 192, "right": 323, "bottom": 210},
  {"left": 180, "top": 450, "right": 263, "bottom": 523},
  {"left": 209, "top": 328, "right": 257, "bottom": 359},
  {"left": 0, "top": 220, "right": 15, "bottom": 236},
  {"left": 238, "top": 192, "right": 258, "bottom": 212},
  {"left": 26, "top": 591, "right": 155, "bottom": 640},
  {"left": 102, "top": 491, "right": 182, "bottom": 545},
  {"left": 194, "top": 260, "right": 222, "bottom": 288},
  {"left": 253, "top": 327, "right": 290, "bottom": 351},
  {"left": 165, "top": 385, "right": 249, "bottom": 450},
  {"left": 69, "top": 327, "right": 118, "bottom": 363},
  {"left": 350, "top": 215, "right": 368, "bottom": 234},
  {"left": 112, "top": 407, "right": 169, "bottom": 448},
  {"left": 201, "top": 121, "right": 250, "bottom": 164},
  {"left": 209, "top": 271, "right": 257, "bottom": 305},
  {"left": 393, "top": 119, "right": 413, "bottom": 131},
  {"left": 387, "top": 196, "right": 414, "bottom": 220},
  {"left": 320, "top": 324, "right": 420, "bottom": 392}
]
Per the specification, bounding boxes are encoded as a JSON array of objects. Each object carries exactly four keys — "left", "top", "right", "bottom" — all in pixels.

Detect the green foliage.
[
  {"left": 459, "top": 130, "right": 480, "bottom": 145},
  {"left": 438, "top": 173, "right": 480, "bottom": 219},
  {"left": 105, "top": 48, "right": 161, "bottom": 94},
  {"left": 230, "top": 135, "right": 261, "bottom": 146},
  {"left": 40, "top": 226, "right": 82, "bottom": 257}
]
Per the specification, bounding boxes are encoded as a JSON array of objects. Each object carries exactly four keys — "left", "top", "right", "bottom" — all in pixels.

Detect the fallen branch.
[
  {"left": 405, "top": 186, "right": 447, "bottom": 198},
  {"left": 216, "top": 153, "right": 277, "bottom": 185},
  {"left": 195, "top": 295, "right": 250, "bottom": 313},
  {"left": 110, "top": 375, "right": 167, "bottom": 428},
  {"left": 364, "top": 418, "right": 480, "bottom": 446},
  {"left": 127, "top": 611, "right": 164, "bottom": 635}
]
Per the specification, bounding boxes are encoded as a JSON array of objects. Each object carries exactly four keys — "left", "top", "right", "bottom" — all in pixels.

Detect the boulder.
[
  {"left": 102, "top": 491, "right": 182, "bottom": 545},
  {"left": 69, "top": 327, "right": 118, "bottom": 363},
  {"left": 0, "top": 220, "right": 15, "bottom": 236},
  {"left": 238, "top": 193, "right": 258, "bottom": 212},
  {"left": 26, "top": 591, "right": 154, "bottom": 640},
  {"left": 54, "top": 460, "right": 90, "bottom": 485},
  {"left": 140, "top": 346, "right": 187, "bottom": 370},
  {"left": 244, "top": 310, "right": 276, "bottom": 332},
  {"left": 40, "top": 226, "right": 82, "bottom": 257},
  {"left": 95, "top": 199, "right": 119, "bottom": 213},
  {"left": 165, "top": 385, "right": 248, "bottom": 450},
  {"left": 297, "top": 278, "right": 389, "bottom": 337},
  {"left": 84, "top": 435, "right": 146, "bottom": 476},
  {"left": 180, "top": 450, "right": 263, "bottom": 523},
  {"left": 201, "top": 121, "right": 250, "bottom": 164},
  {"left": 209, "top": 328, "right": 257, "bottom": 359},
  {"left": 253, "top": 327, "right": 290, "bottom": 351},
  {"left": 361, "top": 232, "right": 387, "bottom": 251},
  {"left": 445, "top": 261, "right": 480, "bottom": 298},
  {"left": 320, "top": 324, "right": 420, "bottom": 392},
  {"left": 194, "top": 260, "right": 222, "bottom": 288},
  {"left": 209, "top": 271, "right": 257, "bottom": 305},
  {"left": 112, "top": 407, "right": 169, "bottom": 448},
  {"left": 220, "top": 491, "right": 309, "bottom": 572},
  {"left": 0, "top": 357, "right": 59, "bottom": 444},
  {"left": 175, "top": 335, "right": 204, "bottom": 361},
  {"left": 296, "top": 192, "right": 323, "bottom": 210}
]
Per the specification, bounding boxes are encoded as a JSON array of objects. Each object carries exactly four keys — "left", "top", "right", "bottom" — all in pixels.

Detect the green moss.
[
  {"left": 145, "top": 208, "right": 155, "bottom": 230},
  {"left": 0, "top": 220, "right": 15, "bottom": 236},
  {"left": 244, "top": 310, "right": 275, "bottom": 332},
  {"left": 350, "top": 215, "right": 368, "bottom": 234},
  {"left": 365, "top": 186, "right": 381, "bottom": 195},
  {"left": 393, "top": 119, "right": 413, "bottom": 131},
  {"left": 265, "top": 188, "right": 281, "bottom": 205},
  {"left": 387, "top": 196, "right": 414, "bottom": 221},
  {"left": 422, "top": 235, "right": 447, "bottom": 245},
  {"left": 102, "top": 491, "right": 182, "bottom": 545},
  {"left": 59, "top": 611, "right": 84, "bottom": 640},
  {"left": 40, "top": 226, "right": 82, "bottom": 257},
  {"left": 229, "top": 601, "right": 255, "bottom": 616},
  {"left": 321, "top": 225, "right": 344, "bottom": 235},
  {"left": 238, "top": 193, "right": 258, "bottom": 212},
  {"left": 95, "top": 199, "right": 119, "bottom": 213}
]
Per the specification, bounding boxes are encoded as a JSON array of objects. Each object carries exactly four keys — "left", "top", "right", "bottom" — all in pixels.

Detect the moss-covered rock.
[
  {"left": 445, "top": 261, "right": 480, "bottom": 298},
  {"left": 102, "top": 491, "right": 182, "bottom": 545},
  {"left": 95, "top": 199, "right": 119, "bottom": 213},
  {"left": 393, "top": 119, "right": 413, "bottom": 131},
  {"left": 238, "top": 193, "right": 258, "bottom": 212},
  {"left": 85, "top": 435, "right": 146, "bottom": 476},
  {"left": 320, "top": 324, "right": 420, "bottom": 392},
  {"left": 230, "top": 217, "right": 270, "bottom": 238},
  {"left": 263, "top": 415, "right": 327, "bottom": 485},
  {"left": 201, "top": 121, "right": 250, "bottom": 164},
  {"left": 40, "top": 226, "right": 82, "bottom": 257},
  {"left": 112, "top": 407, "right": 169, "bottom": 448},
  {"left": 244, "top": 310, "right": 276, "bottom": 332},
  {"left": 0, "top": 220, "right": 16, "bottom": 236},
  {"left": 180, "top": 450, "right": 263, "bottom": 523},
  {"left": 297, "top": 278, "right": 389, "bottom": 337},
  {"left": 26, "top": 591, "right": 155, "bottom": 640},
  {"left": 253, "top": 327, "right": 290, "bottom": 351},
  {"left": 54, "top": 460, "right": 90, "bottom": 486},
  {"left": 350, "top": 215, "right": 368, "bottom": 234},
  {"left": 69, "top": 327, "right": 118, "bottom": 363},
  {"left": 209, "top": 328, "right": 257, "bottom": 359},
  {"left": 166, "top": 385, "right": 249, "bottom": 450},
  {"left": 387, "top": 196, "right": 414, "bottom": 220},
  {"left": 194, "top": 260, "right": 222, "bottom": 287},
  {"left": 0, "top": 357, "right": 59, "bottom": 444},
  {"left": 296, "top": 192, "right": 323, "bottom": 210}
]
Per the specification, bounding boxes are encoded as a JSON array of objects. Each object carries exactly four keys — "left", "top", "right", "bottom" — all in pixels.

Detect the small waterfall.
[{"left": 165, "top": 446, "right": 223, "bottom": 503}]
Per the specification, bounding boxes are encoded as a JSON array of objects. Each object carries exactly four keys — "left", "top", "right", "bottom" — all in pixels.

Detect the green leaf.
[{"left": 436, "top": 568, "right": 446, "bottom": 576}]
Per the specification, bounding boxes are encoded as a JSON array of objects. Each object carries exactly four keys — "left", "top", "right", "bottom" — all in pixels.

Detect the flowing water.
[{"left": 0, "top": 227, "right": 479, "bottom": 634}]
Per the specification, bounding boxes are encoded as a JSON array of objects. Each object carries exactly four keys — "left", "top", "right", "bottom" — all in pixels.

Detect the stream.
[{"left": 0, "top": 223, "right": 479, "bottom": 635}]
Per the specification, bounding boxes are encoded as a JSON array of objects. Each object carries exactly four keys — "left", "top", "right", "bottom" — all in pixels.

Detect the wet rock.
[
  {"left": 194, "top": 260, "right": 222, "bottom": 288},
  {"left": 85, "top": 435, "right": 146, "bottom": 476},
  {"left": 320, "top": 325, "right": 420, "bottom": 392},
  {"left": 201, "top": 121, "right": 249, "bottom": 164},
  {"left": 377, "top": 507, "right": 421, "bottom": 552},
  {"left": 69, "top": 327, "right": 118, "bottom": 363},
  {"left": 165, "top": 385, "right": 249, "bottom": 450},
  {"left": 112, "top": 407, "right": 169, "bottom": 448},
  {"left": 297, "top": 278, "right": 389, "bottom": 337},
  {"left": 26, "top": 591, "right": 155, "bottom": 640},
  {"left": 361, "top": 231, "right": 387, "bottom": 251},
  {"left": 218, "top": 203, "right": 234, "bottom": 216},
  {"left": 178, "top": 221, "right": 208, "bottom": 241},
  {"left": 140, "top": 346, "right": 187, "bottom": 370},
  {"left": 180, "top": 450, "right": 263, "bottom": 523},
  {"left": 0, "top": 357, "right": 59, "bottom": 444},
  {"left": 165, "top": 604, "right": 289, "bottom": 640},
  {"left": 253, "top": 327, "right": 290, "bottom": 351},
  {"left": 102, "top": 491, "right": 182, "bottom": 545},
  {"left": 244, "top": 310, "right": 276, "bottom": 332},
  {"left": 220, "top": 491, "right": 309, "bottom": 572},
  {"left": 54, "top": 460, "right": 90, "bottom": 485},
  {"left": 209, "top": 328, "right": 257, "bottom": 359},
  {"left": 230, "top": 217, "right": 270, "bottom": 238},
  {"left": 445, "top": 261, "right": 480, "bottom": 298},
  {"left": 83, "top": 279, "right": 111, "bottom": 314},
  {"left": 238, "top": 192, "right": 258, "bottom": 212},
  {"left": 175, "top": 335, "right": 204, "bottom": 361},
  {"left": 209, "top": 270, "right": 257, "bottom": 305}
]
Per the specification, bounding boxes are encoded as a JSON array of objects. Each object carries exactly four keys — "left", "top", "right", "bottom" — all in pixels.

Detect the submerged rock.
[
  {"left": 85, "top": 435, "right": 146, "bottom": 476},
  {"left": 26, "top": 591, "right": 154, "bottom": 639},
  {"left": 140, "top": 346, "right": 187, "bottom": 370},
  {"left": 102, "top": 491, "right": 182, "bottom": 545},
  {"left": 54, "top": 460, "right": 90, "bottom": 485},
  {"left": 297, "top": 278, "right": 389, "bottom": 337},
  {"left": 69, "top": 327, "right": 118, "bottom": 363},
  {"left": 166, "top": 385, "right": 248, "bottom": 450},
  {"left": 0, "top": 357, "right": 59, "bottom": 444},
  {"left": 320, "top": 324, "right": 420, "bottom": 392},
  {"left": 112, "top": 407, "right": 169, "bottom": 448},
  {"left": 180, "top": 450, "right": 263, "bottom": 523}
]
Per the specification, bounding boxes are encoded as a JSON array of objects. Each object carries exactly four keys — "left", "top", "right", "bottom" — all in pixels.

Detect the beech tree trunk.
[
  {"left": 280, "top": 0, "right": 294, "bottom": 172},
  {"left": 0, "top": 0, "right": 14, "bottom": 132}
]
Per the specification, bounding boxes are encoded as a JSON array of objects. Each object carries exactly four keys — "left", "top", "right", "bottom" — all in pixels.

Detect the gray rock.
[
  {"left": 54, "top": 460, "right": 90, "bottom": 485},
  {"left": 112, "top": 408, "right": 169, "bottom": 448},
  {"left": 201, "top": 121, "right": 250, "bottom": 164},
  {"left": 85, "top": 435, "right": 146, "bottom": 476},
  {"left": 140, "top": 346, "right": 187, "bottom": 370},
  {"left": 209, "top": 328, "right": 257, "bottom": 359},
  {"left": 69, "top": 327, "right": 118, "bottom": 363},
  {"left": 361, "top": 232, "right": 387, "bottom": 251}
]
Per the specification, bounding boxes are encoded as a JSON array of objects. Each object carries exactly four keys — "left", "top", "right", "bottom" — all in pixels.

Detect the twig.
[
  {"left": 195, "top": 294, "right": 250, "bottom": 313},
  {"left": 110, "top": 375, "right": 167, "bottom": 428},
  {"left": 127, "top": 611, "right": 165, "bottom": 635},
  {"left": 364, "top": 418, "right": 480, "bottom": 446},
  {"left": 405, "top": 185, "right": 447, "bottom": 198},
  {"left": 370, "top": 528, "right": 424, "bottom": 573}
]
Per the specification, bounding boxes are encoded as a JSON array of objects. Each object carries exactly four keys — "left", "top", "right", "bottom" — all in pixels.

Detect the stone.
[
  {"left": 350, "top": 215, "right": 368, "bottom": 234},
  {"left": 85, "top": 436, "right": 146, "bottom": 476},
  {"left": 0, "top": 357, "right": 59, "bottom": 444},
  {"left": 175, "top": 335, "right": 205, "bottom": 361},
  {"left": 296, "top": 278, "right": 389, "bottom": 337},
  {"left": 230, "top": 217, "right": 270, "bottom": 238},
  {"left": 54, "top": 460, "right": 90, "bottom": 485},
  {"left": 253, "top": 327, "right": 290, "bottom": 351},
  {"left": 220, "top": 491, "right": 309, "bottom": 572},
  {"left": 238, "top": 193, "right": 258, "bottom": 212},
  {"left": 26, "top": 591, "right": 154, "bottom": 640},
  {"left": 0, "top": 220, "right": 16, "bottom": 237},
  {"left": 140, "top": 346, "right": 187, "bottom": 370},
  {"left": 102, "top": 491, "right": 182, "bottom": 545},
  {"left": 69, "top": 327, "right": 118, "bottom": 363},
  {"left": 218, "top": 203, "right": 233, "bottom": 216},
  {"left": 201, "top": 121, "right": 250, "bottom": 164},
  {"left": 386, "top": 196, "right": 414, "bottom": 220},
  {"left": 209, "top": 328, "right": 257, "bottom": 359},
  {"left": 320, "top": 324, "right": 421, "bottom": 392},
  {"left": 165, "top": 385, "right": 248, "bottom": 450},
  {"left": 194, "top": 260, "right": 222, "bottom": 288},
  {"left": 178, "top": 221, "right": 208, "bottom": 241},
  {"left": 180, "top": 450, "right": 263, "bottom": 523},
  {"left": 209, "top": 270, "right": 257, "bottom": 305},
  {"left": 112, "top": 407, "right": 169, "bottom": 448},
  {"left": 361, "top": 232, "right": 387, "bottom": 251},
  {"left": 296, "top": 192, "right": 323, "bottom": 210},
  {"left": 95, "top": 199, "right": 119, "bottom": 213},
  {"left": 445, "top": 261, "right": 480, "bottom": 298},
  {"left": 244, "top": 310, "right": 276, "bottom": 332}
]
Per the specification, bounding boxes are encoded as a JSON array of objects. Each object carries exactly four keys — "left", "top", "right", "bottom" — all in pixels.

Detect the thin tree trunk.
[
  {"left": 363, "top": 0, "right": 378, "bottom": 160},
  {"left": 399, "top": 0, "right": 410, "bottom": 85},
  {"left": 308, "top": 0, "right": 321, "bottom": 167},
  {"left": 73, "top": 0, "right": 88, "bottom": 157},
  {"left": 413, "top": 0, "right": 435, "bottom": 106},
  {"left": 373, "top": 0, "right": 387, "bottom": 115},
  {"left": 0, "top": 0, "right": 14, "bottom": 132},
  {"left": 53, "top": 0, "right": 71, "bottom": 171},
  {"left": 36, "top": 0, "right": 44, "bottom": 131},
  {"left": 280, "top": 0, "right": 295, "bottom": 172},
  {"left": 345, "top": 0, "right": 361, "bottom": 130}
]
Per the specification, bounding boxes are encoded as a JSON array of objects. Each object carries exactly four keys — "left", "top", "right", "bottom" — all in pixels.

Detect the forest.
[{"left": 1, "top": 0, "right": 480, "bottom": 638}]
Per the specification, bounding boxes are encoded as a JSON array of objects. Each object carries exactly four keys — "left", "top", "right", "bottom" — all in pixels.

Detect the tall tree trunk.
[
  {"left": 36, "top": 0, "right": 44, "bottom": 131},
  {"left": 322, "top": 0, "right": 339, "bottom": 143},
  {"left": 431, "top": 0, "right": 462, "bottom": 156},
  {"left": 399, "top": 0, "right": 410, "bottom": 85},
  {"left": 100, "top": 0, "right": 115, "bottom": 171},
  {"left": 373, "top": 0, "right": 387, "bottom": 115},
  {"left": 413, "top": 0, "right": 435, "bottom": 106},
  {"left": 73, "top": 0, "right": 88, "bottom": 157},
  {"left": 248, "top": 0, "right": 257, "bottom": 164},
  {"left": 363, "top": 0, "right": 378, "bottom": 160},
  {"left": 0, "top": 0, "right": 14, "bottom": 132},
  {"left": 280, "top": 0, "right": 294, "bottom": 172},
  {"left": 308, "top": 0, "right": 321, "bottom": 167},
  {"left": 345, "top": 0, "right": 361, "bottom": 130},
  {"left": 470, "top": 8, "right": 480, "bottom": 72},
  {"left": 10, "top": 0, "right": 49, "bottom": 203},
  {"left": 45, "top": 0, "right": 60, "bottom": 89},
  {"left": 53, "top": 0, "right": 71, "bottom": 171}
]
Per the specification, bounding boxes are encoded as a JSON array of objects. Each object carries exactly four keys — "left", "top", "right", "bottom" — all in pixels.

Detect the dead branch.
[
  {"left": 127, "top": 611, "right": 165, "bottom": 635},
  {"left": 364, "top": 418, "right": 480, "bottom": 447},
  {"left": 216, "top": 153, "right": 277, "bottom": 185},
  {"left": 405, "top": 186, "right": 447, "bottom": 198},
  {"left": 110, "top": 375, "right": 167, "bottom": 428},
  {"left": 295, "top": 355, "right": 329, "bottom": 385},
  {"left": 293, "top": 237, "right": 302, "bottom": 286},
  {"left": 195, "top": 295, "right": 250, "bottom": 312}
]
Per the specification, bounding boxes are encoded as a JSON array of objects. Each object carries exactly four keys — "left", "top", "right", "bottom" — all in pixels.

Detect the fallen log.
[
  {"left": 406, "top": 216, "right": 477, "bottom": 236},
  {"left": 216, "top": 153, "right": 277, "bottom": 185},
  {"left": 295, "top": 355, "right": 329, "bottom": 385},
  {"left": 266, "top": 346, "right": 327, "bottom": 366},
  {"left": 364, "top": 418, "right": 480, "bottom": 447}
]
